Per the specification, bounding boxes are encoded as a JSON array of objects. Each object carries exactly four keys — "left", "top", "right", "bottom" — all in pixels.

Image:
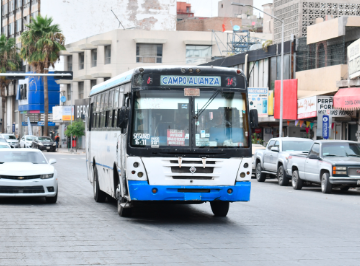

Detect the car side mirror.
[
  {"left": 118, "top": 107, "right": 129, "bottom": 129},
  {"left": 308, "top": 154, "right": 320, "bottom": 160},
  {"left": 271, "top": 147, "right": 279, "bottom": 152},
  {"left": 49, "top": 159, "right": 57, "bottom": 165},
  {"left": 250, "top": 109, "right": 259, "bottom": 128}
]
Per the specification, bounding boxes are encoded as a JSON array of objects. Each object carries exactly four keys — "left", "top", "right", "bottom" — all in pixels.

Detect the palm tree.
[
  {"left": 0, "top": 35, "right": 22, "bottom": 133},
  {"left": 20, "top": 15, "right": 65, "bottom": 136}
]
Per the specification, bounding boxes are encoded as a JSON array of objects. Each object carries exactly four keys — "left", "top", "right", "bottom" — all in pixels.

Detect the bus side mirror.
[
  {"left": 118, "top": 107, "right": 129, "bottom": 129},
  {"left": 250, "top": 109, "right": 258, "bottom": 128}
]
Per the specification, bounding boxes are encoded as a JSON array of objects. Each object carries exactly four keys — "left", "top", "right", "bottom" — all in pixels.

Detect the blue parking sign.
[{"left": 322, "top": 115, "right": 329, "bottom": 139}]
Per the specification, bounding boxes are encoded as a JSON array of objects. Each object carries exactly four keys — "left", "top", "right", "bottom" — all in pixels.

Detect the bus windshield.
[{"left": 131, "top": 89, "right": 249, "bottom": 148}]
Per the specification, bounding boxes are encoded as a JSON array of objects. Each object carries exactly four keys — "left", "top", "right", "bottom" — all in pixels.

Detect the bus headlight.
[{"left": 127, "top": 157, "right": 148, "bottom": 181}]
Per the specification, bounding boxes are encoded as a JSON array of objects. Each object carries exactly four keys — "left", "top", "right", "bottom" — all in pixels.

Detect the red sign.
[
  {"left": 274, "top": 79, "right": 298, "bottom": 120},
  {"left": 254, "top": 128, "right": 262, "bottom": 134},
  {"left": 334, "top": 87, "right": 360, "bottom": 110},
  {"left": 167, "top": 129, "right": 185, "bottom": 146}
]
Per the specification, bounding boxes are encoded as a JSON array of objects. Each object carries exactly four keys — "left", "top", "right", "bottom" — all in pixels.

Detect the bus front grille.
[{"left": 172, "top": 176, "right": 213, "bottom": 180}]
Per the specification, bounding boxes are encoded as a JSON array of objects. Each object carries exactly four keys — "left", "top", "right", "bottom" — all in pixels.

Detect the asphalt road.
[{"left": 1, "top": 153, "right": 360, "bottom": 266}]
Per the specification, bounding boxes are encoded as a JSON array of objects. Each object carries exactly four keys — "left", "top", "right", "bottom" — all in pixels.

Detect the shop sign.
[
  {"left": 248, "top": 87, "right": 268, "bottom": 117},
  {"left": 53, "top": 106, "right": 74, "bottom": 121},
  {"left": 348, "top": 38, "right": 360, "bottom": 79},
  {"left": 37, "top": 121, "right": 56, "bottom": 127},
  {"left": 254, "top": 128, "right": 262, "bottom": 134},
  {"left": 75, "top": 99, "right": 90, "bottom": 120},
  {"left": 298, "top": 96, "right": 317, "bottom": 119},
  {"left": 322, "top": 115, "right": 329, "bottom": 140},
  {"left": 317, "top": 96, "right": 354, "bottom": 117}
]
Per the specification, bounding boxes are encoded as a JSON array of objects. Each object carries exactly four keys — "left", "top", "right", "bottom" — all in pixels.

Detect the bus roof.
[{"left": 89, "top": 66, "right": 242, "bottom": 97}]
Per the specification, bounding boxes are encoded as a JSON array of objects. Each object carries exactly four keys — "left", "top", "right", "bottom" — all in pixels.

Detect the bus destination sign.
[{"left": 161, "top": 75, "right": 221, "bottom": 86}]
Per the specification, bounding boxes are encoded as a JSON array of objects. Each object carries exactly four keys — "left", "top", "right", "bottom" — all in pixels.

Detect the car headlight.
[
  {"left": 333, "top": 166, "right": 347, "bottom": 175},
  {"left": 38, "top": 143, "right": 43, "bottom": 146},
  {"left": 40, "top": 174, "right": 54, "bottom": 179},
  {"left": 53, "top": 143, "right": 56, "bottom": 146}
]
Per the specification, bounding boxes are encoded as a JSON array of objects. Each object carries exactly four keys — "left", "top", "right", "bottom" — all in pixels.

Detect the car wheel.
[
  {"left": 256, "top": 163, "right": 266, "bottom": 182},
  {"left": 321, "top": 172, "right": 332, "bottom": 194},
  {"left": 292, "top": 170, "right": 303, "bottom": 190},
  {"left": 46, "top": 191, "right": 58, "bottom": 204},
  {"left": 210, "top": 201, "right": 229, "bottom": 217},
  {"left": 93, "top": 166, "right": 106, "bottom": 202},
  {"left": 277, "top": 165, "right": 289, "bottom": 186}
]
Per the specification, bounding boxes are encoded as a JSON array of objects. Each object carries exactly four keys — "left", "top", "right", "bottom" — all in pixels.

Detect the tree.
[
  {"left": 20, "top": 15, "right": 65, "bottom": 136},
  {"left": 0, "top": 35, "right": 22, "bottom": 133},
  {"left": 65, "top": 120, "right": 85, "bottom": 151}
]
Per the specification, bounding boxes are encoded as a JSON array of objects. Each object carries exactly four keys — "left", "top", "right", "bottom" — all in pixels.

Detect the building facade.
[
  {"left": 273, "top": 0, "right": 360, "bottom": 43},
  {"left": 177, "top": 1, "right": 193, "bottom": 21},
  {"left": 218, "top": 0, "right": 253, "bottom": 18}
]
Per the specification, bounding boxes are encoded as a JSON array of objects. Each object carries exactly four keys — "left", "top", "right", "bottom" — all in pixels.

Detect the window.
[
  {"left": 79, "top": 52, "right": 84, "bottom": 70},
  {"left": 91, "top": 49, "right": 97, "bottom": 67},
  {"left": 274, "top": 141, "right": 279, "bottom": 149},
  {"left": 186, "top": 7, "right": 190, "bottom": 13},
  {"left": 19, "top": 84, "right": 27, "bottom": 100},
  {"left": 67, "top": 55, "right": 72, "bottom": 71},
  {"left": 113, "top": 87, "right": 120, "bottom": 108},
  {"left": 108, "top": 90, "right": 114, "bottom": 109},
  {"left": 2, "top": 4, "right": 8, "bottom": 15},
  {"left": 91, "top": 79, "right": 97, "bottom": 89},
  {"left": 104, "top": 77, "right": 111, "bottom": 82},
  {"left": 16, "top": 0, "right": 22, "bottom": 8},
  {"left": 2, "top": 26, "right": 7, "bottom": 37},
  {"left": 78, "top": 82, "right": 84, "bottom": 99},
  {"left": 9, "top": 1, "right": 14, "bottom": 12},
  {"left": 67, "top": 84, "right": 72, "bottom": 101},
  {"left": 282, "top": 141, "right": 313, "bottom": 152},
  {"left": 9, "top": 23, "right": 14, "bottom": 36},
  {"left": 16, "top": 19, "right": 21, "bottom": 32},
  {"left": 31, "top": 11, "right": 38, "bottom": 19},
  {"left": 185, "top": 45, "right": 212, "bottom": 65},
  {"left": 104, "top": 45, "right": 111, "bottom": 64},
  {"left": 309, "top": 143, "right": 320, "bottom": 157},
  {"left": 136, "top": 44, "right": 163, "bottom": 63}
]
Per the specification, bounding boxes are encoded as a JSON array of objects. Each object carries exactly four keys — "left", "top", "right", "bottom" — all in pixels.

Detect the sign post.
[{"left": 322, "top": 115, "right": 329, "bottom": 140}]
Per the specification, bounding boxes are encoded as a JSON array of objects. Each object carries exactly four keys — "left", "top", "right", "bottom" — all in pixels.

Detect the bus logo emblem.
[{"left": 190, "top": 166, "right": 196, "bottom": 174}]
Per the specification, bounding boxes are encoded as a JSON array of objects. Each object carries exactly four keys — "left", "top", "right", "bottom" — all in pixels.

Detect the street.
[{"left": 1, "top": 153, "right": 360, "bottom": 266}]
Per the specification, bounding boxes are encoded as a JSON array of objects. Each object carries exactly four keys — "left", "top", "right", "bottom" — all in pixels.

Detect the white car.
[
  {"left": 252, "top": 144, "right": 266, "bottom": 172},
  {"left": 0, "top": 134, "right": 19, "bottom": 148},
  {"left": 20, "top": 135, "right": 37, "bottom": 148},
  {"left": 0, "top": 149, "right": 58, "bottom": 203},
  {"left": 0, "top": 142, "right": 11, "bottom": 149}
]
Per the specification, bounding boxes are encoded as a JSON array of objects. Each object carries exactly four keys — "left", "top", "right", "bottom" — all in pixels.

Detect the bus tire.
[
  {"left": 117, "top": 201, "right": 132, "bottom": 217},
  {"left": 93, "top": 166, "right": 106, "bottom": 202},
  {"left": 210, "top": 201, "right": 229, "bottom": 217}
]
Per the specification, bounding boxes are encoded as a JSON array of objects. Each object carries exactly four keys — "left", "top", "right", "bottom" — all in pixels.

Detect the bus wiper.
[
  {"left": 324, "top": 154, "right": 338, "bottom": 157},
  {"left": 0, "top": 162, "right": 4, "bottom": 164},
  {"left": 194, "top": 88, "right": 222, "bottom": 119}
]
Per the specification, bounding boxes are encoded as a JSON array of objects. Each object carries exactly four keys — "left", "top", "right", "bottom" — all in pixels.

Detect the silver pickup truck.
[
  {"left": 254, "top": 137, "right": 313, "bottom": 186},
  {"left": 286, "top": 140, "right": 360, "bottom": 193}
]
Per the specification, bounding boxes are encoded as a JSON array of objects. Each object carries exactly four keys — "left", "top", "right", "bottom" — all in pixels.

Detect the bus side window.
[
  {"left": 93, "top": 113, "right": 97, "bottom": 129},
  {"left": 105, "top": 110, "right": 110, "bottom": 127},
  {"left": 117, "top": 109, "right": 121, "bottom": 127},
  {"left": 112, "top": 109, "right": 116, "bottom": 127}
]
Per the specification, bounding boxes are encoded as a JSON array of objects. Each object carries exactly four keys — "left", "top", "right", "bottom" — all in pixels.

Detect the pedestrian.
[{"left": 55, "top": 133, "right": 60, "bottom": 149}]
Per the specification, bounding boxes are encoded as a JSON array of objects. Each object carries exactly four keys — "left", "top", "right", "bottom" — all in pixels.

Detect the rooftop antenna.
[{"left": 111, "top": 8, "right": 125, "bottom": 30}]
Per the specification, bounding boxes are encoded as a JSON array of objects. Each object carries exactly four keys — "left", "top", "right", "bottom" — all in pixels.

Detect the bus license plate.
[{"left": 47, "top": 147, "right": 50, "bottom": 150}]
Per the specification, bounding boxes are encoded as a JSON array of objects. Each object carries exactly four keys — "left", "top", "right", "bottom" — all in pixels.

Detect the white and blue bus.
[{"left": 86, "top": 66, "right": 258, "bottom": 217}]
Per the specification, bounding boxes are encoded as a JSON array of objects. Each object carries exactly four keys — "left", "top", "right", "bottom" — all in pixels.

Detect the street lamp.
[{"left": 231, "top": 2, "right": 285, "bottom": 137}]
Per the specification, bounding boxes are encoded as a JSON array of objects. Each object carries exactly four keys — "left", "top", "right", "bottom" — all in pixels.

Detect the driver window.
[
  {"left": 309, "top": 143, "right": 320, "bottom": 157},
  {"left": 274, "top": 141, "right": 279, "bottom": 149},
  {"left": 267, "top": 140, "right": 275, "bottom": 150}
]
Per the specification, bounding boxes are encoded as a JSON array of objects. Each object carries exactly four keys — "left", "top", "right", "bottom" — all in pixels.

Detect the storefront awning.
[{"left": 333, "top": 87, "right": 360, "bottom": 110}]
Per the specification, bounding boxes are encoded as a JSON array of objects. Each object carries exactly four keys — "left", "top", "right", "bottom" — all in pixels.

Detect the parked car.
[
  {"left": 254, "top": 137, "right": 314, "bottom": 186},
  {"left": 287, "top": 140, "right": 360, "bottom": 194},
  {"left": 252, "top": 144, "right": 266, "bottom": 173},
  {"left": 20, "top": 135, "right": 37, "bottom": 148},
  {"left": 0, "top": 134, "right": 19, "bottom": 148},
  {"left": 0, "top": 149, "right": 58, "bottom": 203},
  {"left": 0, "top": 142, "right": 11, "bottom": 148},
  {"left": 31, "top": 137, "right": 57, "bottom": 152}
]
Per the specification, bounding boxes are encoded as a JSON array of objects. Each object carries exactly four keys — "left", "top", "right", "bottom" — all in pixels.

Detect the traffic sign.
[
  {"left": 322, "top": 115, "right": 329, "bottom": 139},
  {"left": 61, "top": 96, "right": 67, "bottom": 103}
]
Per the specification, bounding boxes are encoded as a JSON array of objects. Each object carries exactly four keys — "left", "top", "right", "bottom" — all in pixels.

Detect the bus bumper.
[{"left": 128, "top": 181, "right": 251, "bottom": 202}]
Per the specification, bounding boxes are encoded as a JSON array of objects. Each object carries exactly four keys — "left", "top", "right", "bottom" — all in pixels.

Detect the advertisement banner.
[
  {"left": 52, "top": 106, "right": 74, "bottom": 121},
  {"left": 248, "top": 87, "right": 269, "bottom": 117},
  {"left": 317, "top": 96, "right": 355, "bottom": 117},
  {"left": 298, "top": 96, "right": 317, "bottom": 119},
  {"left": 322, "top": 115, "right": 329, "bottom": 139}
]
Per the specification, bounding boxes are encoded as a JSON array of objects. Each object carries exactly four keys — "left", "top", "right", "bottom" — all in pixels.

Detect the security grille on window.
[
  {"left": 67, "top": 85, "right": 72, "bottom": 101},
  {"left": 79, "top": 53, "right": 84, "bottom": 70},
  {"left": 136, "top": 44, "right": 163, "bottom": 63},
  {"left": 67, "top": 55, "right": 72, "bottom": 71},
  {"left": 78, "top": 82, "right": 84, "bottom": 99},
  {"left": 104, "top": 45, "right": 111, "bottom": 64},
  {"left": 91, "top": 49, "right": 97, "bottom": 67},
  {"left": 185, "top": 45, "right": 212, "bottom": 65}
]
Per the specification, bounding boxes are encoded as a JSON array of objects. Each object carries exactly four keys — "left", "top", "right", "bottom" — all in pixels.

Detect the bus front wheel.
[{"left": 210, "top": 201, "right": 229, "bottom": 217}]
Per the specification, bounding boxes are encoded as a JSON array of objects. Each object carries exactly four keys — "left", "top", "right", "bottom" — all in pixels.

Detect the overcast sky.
[{"left": 186, "top": 0, "right": 273, "bottom": 18}]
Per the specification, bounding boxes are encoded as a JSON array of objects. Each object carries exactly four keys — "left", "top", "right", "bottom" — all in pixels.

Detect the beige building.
[{"left": 59, "top": 29, "right": 228, "bottom": 106}]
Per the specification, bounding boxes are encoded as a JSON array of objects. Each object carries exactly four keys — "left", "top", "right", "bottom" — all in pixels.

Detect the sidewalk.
[{"left": 56, "top": 148, "right": 86, "bottom": 155}]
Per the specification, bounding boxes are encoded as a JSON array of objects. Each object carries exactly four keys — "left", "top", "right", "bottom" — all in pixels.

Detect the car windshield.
[
  {"left": 0, "top": 139, "right": 7, "bottom": 143},
  {"left": 26, "top": 136, "right": 36, "bottom": 141},
  {"left": 282, "top": 141, "right": 314, "bottom": 152},
  {"left": 38, "top": 137, "right": 51, "bottom": 142},
  {"left": 0, "top": 151, "right": 47, "bottom": 164},
  {"left": 322, "top": 142, "right": 360, "bottom": 157},
  {"left": 3, "top": 135, "right": 16, "bottom": 140},
  {"left": 0, "top": 144, "right": 9, "bottom": 148}
]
